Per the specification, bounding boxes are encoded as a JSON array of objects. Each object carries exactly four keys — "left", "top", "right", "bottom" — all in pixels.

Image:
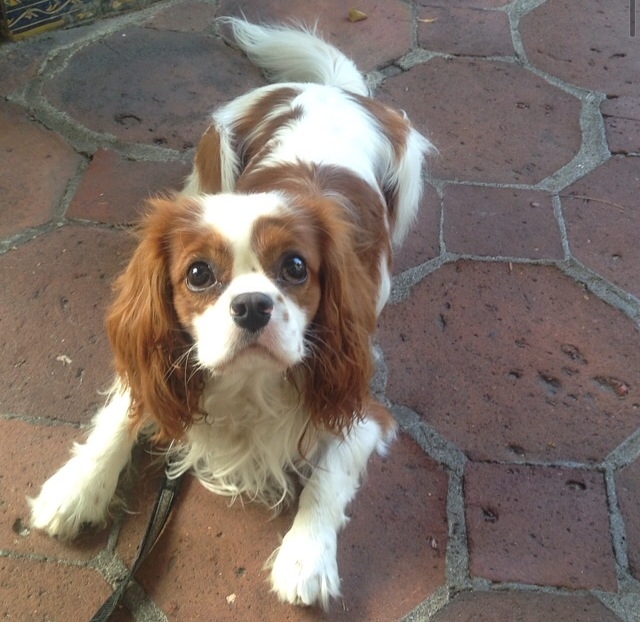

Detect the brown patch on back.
[
  {"left": 232, "top": 87, "right": 302, "bottom": 172},
  {"left": 194, "top": 125, "right": 223, "bottom": 194},
  {"left": 350, "top": 94, "right": 412, "bottom": 231},
  {"left": 351, "top": 94, "right": 409, "bottom": 160}
]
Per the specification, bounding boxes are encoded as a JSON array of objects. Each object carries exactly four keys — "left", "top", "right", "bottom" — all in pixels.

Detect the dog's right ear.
[{"left": 105, "top": 197, "right": 203, "bottom": 441}]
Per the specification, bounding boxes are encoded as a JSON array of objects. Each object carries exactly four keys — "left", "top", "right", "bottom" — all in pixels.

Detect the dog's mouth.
[
  {"left": 237, "top": 341, "right": 282, "bottom": 362},
  {"left": 209, "top": 335, "right": 290, "bottom": 375}
]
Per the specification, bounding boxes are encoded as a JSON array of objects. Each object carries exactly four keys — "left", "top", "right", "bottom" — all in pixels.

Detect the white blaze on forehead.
[{"left": 198, "top": 192, "right": 286, "bottom": 275}]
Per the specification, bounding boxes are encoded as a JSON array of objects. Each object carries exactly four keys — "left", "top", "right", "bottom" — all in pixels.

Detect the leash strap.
[{"left": 90, "top": 471, "right": 183, "bottom": 622}]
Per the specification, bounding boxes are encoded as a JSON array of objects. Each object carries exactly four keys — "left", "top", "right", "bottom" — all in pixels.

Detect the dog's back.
[{"left": 190, "top": 19, "right": 433, "bottom": 248}]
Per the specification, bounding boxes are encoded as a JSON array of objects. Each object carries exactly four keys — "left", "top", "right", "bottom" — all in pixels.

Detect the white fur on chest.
[{"left": 168, "top": 367, "right": 318, "bottom": 507}]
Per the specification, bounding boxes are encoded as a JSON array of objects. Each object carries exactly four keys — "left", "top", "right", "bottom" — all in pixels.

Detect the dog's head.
[{"left": 107, "top": 189, "right": 382, "bottom": 440}]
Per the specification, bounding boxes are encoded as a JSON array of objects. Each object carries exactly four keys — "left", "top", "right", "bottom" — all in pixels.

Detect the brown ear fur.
[
  {"left": 301, "top": 203, "right": 379, "bottom": 433},
  {"left": 105, "top": 199, "right": 203, "bottom": 441}
]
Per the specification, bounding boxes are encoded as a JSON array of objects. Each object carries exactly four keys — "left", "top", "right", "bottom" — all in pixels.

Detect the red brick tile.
[
  {"left": 43, "top": 28, "right": 264, "bottom": 151},
  {"left": 0, "top": 101, "right": 81, "bottom": 238},
  {"left": 417, "top": 5, "right": 513, "bottom": 57},
  {"left": 145, "top": 0, "right": 220, "bottom": 33},
  {"left": 521, "top": 0, "right": 638, "bottom": 96},
  {"left": 443, "top": 186, "right": 562, "bottom": 259},
  {"left": 378, "top": 262, "right": 640, "bottom": 463},
  {"left": 417, "top": 0, "right": 510, "bottom": 7},
  {"left": 0, "top": 27, "right": 93, "bottom": 97},
  {"left": 562, "top": 156, "right": 640, "bottom": 298},
  {"left": 115, "top": 435, "right": 447, "bottom": 620},
  {"left": 431, "top": 590, "right": 622, "bottom": 622},
  {"left": 217, "top": 0, "right": 413, "bottom": 73},
  {"left": 1, "top": 47, "right": 45, "bottom": 98},
  {"left": 0, "top": 418, "right": 108, "bottom": 560},
  {"left": 377, "top": 59, "right": 582, "bottom": 184},
  {"left": 0, "top": 557, "right": 114, "bottom": 620},
  {"left": 0, "top": 226, "right": 134, "bottom": 423},
  {"left": 602, "top": 95, "right": 640, "bottom": 155},
  {"left": 394, "top": 185, "right": 440, "bottom": 273},
  {"left": 465, "top": 463, "right": 616, "bottom": 590},
  {"left": 616, "top": 458, "right": 640, "bottom": 581},
  {"left": 67, "top": 149, "right": 190, "bottom": 224}
]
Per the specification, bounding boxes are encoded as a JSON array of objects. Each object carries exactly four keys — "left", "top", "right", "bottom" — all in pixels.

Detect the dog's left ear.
[{"left": 301, "top": 203, "right": 379, "bottom": 433}]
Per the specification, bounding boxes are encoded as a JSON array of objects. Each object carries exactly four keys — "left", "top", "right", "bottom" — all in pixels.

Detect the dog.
[{"left": 29, "top": 18, "right": 432, "bottom": 609}]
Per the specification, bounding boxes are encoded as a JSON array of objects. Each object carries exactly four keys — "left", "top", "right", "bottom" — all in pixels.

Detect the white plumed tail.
[{"left": 221, "top": 18, "right": 369, "bottom": 97}]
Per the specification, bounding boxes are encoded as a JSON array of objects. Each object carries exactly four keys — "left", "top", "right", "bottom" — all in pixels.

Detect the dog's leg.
[
  {"left": 269, "top": 416, "right": 394, "bottom": 609},
  {"left": 29, "top": 384, "right": 136, "bottom": 540}
]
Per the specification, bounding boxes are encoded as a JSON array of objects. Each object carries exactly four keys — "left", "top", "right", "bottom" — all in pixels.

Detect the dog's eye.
[
  {"left": 280, "top": 254, "right": 307, "bottom": 285},
  {"left": 186, "top": 261, "right": 216, "bottom": 291}
]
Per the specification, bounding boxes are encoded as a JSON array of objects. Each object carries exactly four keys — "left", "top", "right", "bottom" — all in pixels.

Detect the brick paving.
[{"left": 0, "top": 0, "right": 639, "bottom": 620}]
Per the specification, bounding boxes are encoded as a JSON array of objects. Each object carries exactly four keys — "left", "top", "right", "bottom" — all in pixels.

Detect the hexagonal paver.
[
  {"left": 562, "top": 156, "right": 640, "bottom": 298},
  {"left": 394, "top": 184, "right": 441, "bottom": 273},
  {"left": 0, "top": 226, "right": 133, "bottom": 423},
  {"left": 217, "top": 0, "right": 413, "bottom": 72},
  {"left": 601, "top": 95, "right": 640, "bottom": 155},
  {"left": 430, "top": 591, "right": 623, "bottom": 622},
  {"left": 417, "top": 4, "right": 513, "bottom": 57},
  {"left": 0, "top": 557, "right": 121, "bottom": 621},
  {"left": 465, "top": 463, "right": 616, "bottom": 590},
  {"left": 116, "top": 435, "right": 448, "bottom": 621},
  {"left": 43, "top": 28, "right": 264, "bottom": 150},
  {"left": 443, "top": 185, "right": 562, "bottom": 259},
  {"left": 377, "top": 59, "right": 582, "bottom": 184},
  {"left": 0, "top": 25, "right": 93, "bottom": 97},
  {"left": 67, "top": 149, "right": 190, "bottom": 224},
  {"left": 379, "top": 261, "right": 640, "bottom": 463},
  {"left": 0, "top": 101, "right": 82, "bottom": 238},
  {"left": 418, "top": 0, "right": 510, "bottom": 7},
  {"left": 616, "top": 457, "right": 640, "bottom": 581},
  {"left": 144, "top": 0, "right": 221, "bottom": 33},
  {"left": 0, "top": 418, "right": 108, "bottom": 560},
  {"left": 521, "top": 0, "right": 639, "bottom": 96}
]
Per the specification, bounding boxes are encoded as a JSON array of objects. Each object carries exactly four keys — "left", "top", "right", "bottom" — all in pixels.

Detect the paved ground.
[{"left": 1, "top": 0, "right": 639, "bottom": 620}]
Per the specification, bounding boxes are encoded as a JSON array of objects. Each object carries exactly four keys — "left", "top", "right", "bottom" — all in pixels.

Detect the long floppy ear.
[
  {"left": 301, "top": 209, "right": 379, "bottom": 433},
  {"left": 105, "top": 198, "right": 203, "bottom": 441}
]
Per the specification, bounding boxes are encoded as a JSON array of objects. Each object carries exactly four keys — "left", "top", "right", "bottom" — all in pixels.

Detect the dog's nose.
[{"left": 230, "top": 292, "right": 273, "bottom": 332}]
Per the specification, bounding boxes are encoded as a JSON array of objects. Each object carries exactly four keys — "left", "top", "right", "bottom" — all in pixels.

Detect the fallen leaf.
[
  {"left": 348, "top": 8, "right": 367, "bottom": 22},
  {"left": 418, "top": 17, "right": 438, "bottom": 24}
]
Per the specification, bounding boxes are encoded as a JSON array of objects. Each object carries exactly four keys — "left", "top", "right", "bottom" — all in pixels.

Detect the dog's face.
[
  {"left": 167, "top": 192, "right": 322, "bottom": 374},
  {"left": 106, "top": 187, "right": 381, "bottom": 439}
]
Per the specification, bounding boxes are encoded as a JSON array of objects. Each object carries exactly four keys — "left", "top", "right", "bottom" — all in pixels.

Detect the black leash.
[{"left": 90, "top": 470, "right": 183, "bottom": 622}]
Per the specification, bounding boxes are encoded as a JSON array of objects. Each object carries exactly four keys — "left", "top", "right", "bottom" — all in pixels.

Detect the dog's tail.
[{"left": 222, "top": 18, "right": 369, "bottom": 97}]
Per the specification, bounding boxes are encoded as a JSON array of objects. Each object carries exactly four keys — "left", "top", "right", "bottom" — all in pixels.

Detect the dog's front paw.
[
  {"left": 29, "top": 457, "right": 114, "bottom": 540},
  {"left": 269, "top": 527, "right": 340, "bottom": 610}
]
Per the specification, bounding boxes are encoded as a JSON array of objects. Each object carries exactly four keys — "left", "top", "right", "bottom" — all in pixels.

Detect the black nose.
[{"left": 230, "top": 292, "right": 273, "bottom": 332}]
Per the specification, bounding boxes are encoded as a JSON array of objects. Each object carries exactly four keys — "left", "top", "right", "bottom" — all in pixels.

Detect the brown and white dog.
[{"left": 29, "top": 19, "right": 432, "bottom": 608}]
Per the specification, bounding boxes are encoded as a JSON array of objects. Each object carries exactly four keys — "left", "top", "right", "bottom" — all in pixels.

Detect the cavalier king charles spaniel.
[{"left": 29, "top": 19, "right": 432, "bottom": 608}]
